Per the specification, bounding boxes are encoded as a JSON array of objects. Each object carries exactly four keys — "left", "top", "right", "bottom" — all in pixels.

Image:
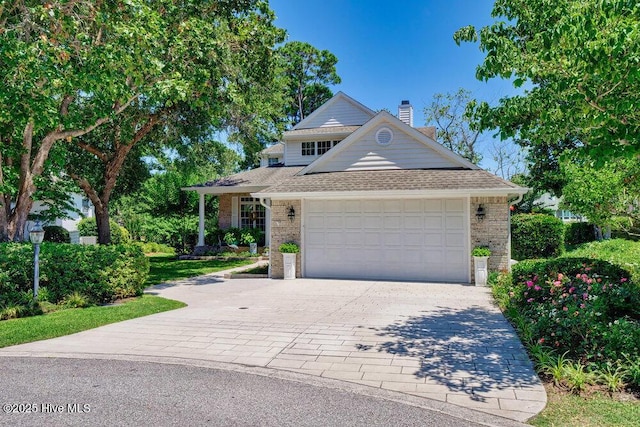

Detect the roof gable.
[
  {"left": 299, "top": 111, "right": 479, "bottom": 175},
  {"left": 291, "top": 92, "right": 376, "bottom": 130}
]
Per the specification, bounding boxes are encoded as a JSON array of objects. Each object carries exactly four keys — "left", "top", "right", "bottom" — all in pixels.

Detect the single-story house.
[{"left": 183, "top": 92, "right": 527, "bottom": 283}]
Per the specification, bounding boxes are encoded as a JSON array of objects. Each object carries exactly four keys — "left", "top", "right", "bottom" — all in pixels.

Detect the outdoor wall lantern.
[
  {"left": 287, "top": 206, "right": 296, "bottom": 222},
  {"left": 476, "top": 204, "right": 486, "bottom": 222},
  {"left": 29, "top": 220, "right": 45, "bottom": 302}
]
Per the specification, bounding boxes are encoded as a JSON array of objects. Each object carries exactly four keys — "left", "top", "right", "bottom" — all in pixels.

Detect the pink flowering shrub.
[{"left": 508, "top": 258, "right": 640, "bottom": 365}]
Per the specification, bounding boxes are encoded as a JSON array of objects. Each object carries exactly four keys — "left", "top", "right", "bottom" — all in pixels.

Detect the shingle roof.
[
  {"left": 415, "top": 126, "right": 437, "bottom": 140},
  {"left": 256, "top": 169, "right": 523, "bottom": 194},
  {"left": 260, "top": 143, "right": 284, "bottom": 155},
  {"left": 284, "top": 125, "right": 361, "bottom": 137},
  {"left": 186, "top": 166, "right": 304, "bottom": 190}
]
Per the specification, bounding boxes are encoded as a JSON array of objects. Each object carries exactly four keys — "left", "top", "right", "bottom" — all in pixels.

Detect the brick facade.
[
  {"left": 470, "top": 196, "right": 511, "bottom": 283},
  {"left": 269, "top": 200, "right": 301, "bottom": 279}
]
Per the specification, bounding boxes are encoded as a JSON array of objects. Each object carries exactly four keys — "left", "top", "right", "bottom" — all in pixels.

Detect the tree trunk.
[
  {"left": 0, "top": 151, "right": 9, "bottom": 242},
  {"left": 95, "top": 203, "right": 111, "bottom": 245}
]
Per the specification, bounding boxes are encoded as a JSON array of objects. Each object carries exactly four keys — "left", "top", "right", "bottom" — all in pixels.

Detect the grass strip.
[
  {"left": 0, "top": 296, "right": 185, "bottom": 348},
  {"left": 146, "top": 254, "right": 254, "bottom": 285},
  {"left": 530, "top": 386, "right": 640, "bottom": 426}
]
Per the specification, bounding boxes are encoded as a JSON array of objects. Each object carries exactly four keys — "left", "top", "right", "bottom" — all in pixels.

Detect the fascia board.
[{"left": 252, "top": 188, "right": 529, "bottom": 200}]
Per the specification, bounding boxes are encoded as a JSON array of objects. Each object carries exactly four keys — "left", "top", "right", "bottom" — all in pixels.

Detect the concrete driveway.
[{"left": 0, "top": 269, "right": 546, "bottom": 423}]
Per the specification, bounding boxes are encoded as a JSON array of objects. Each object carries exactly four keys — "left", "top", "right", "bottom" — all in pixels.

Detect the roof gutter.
[{"left": 252, "top": 187, "right": 529, "bottom": 200}]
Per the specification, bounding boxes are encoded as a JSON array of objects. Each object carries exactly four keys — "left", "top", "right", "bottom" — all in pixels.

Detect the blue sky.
[{"left": 269, "top": 0, "right": 515, "bottom": 128}]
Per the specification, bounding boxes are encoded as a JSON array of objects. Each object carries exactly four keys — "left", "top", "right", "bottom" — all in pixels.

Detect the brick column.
[
  {"left": 470, "top": 196, "right": 510, "bottom": 282},
  {"left": 270, "top": 200, "right": 302, "bottom": 279}
]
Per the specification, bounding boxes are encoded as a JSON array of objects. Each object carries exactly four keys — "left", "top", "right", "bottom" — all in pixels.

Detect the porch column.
[{"left": 198, "top": 192, "right": 205, "bottom": 246}]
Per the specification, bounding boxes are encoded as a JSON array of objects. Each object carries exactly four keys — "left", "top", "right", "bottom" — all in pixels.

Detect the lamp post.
[{"left": 29, "top": 221, "right": 45, "bottom": 302}]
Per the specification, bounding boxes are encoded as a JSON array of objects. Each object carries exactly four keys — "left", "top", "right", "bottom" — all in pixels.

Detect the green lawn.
[
  {"left": 146, "top": 253, "right": 255, "bottom": 285},
  {"left": 530, "top": 386, "right": 640, "bottom": 427},
  {"left": 0, "top": 295, "right": 185, "bottom": 348}
]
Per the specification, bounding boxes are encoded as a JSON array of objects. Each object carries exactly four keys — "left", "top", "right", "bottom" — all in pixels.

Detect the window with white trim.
[
  {"left": 240, "top": 197, "right": 266, "bottom": 231},
  {"left": 317, "top": 140, "right": 332, "bottom": 155},
  {"left": 268, "top": 157, "right": 280, "bottom": 166},
  {"left": 301, "top": 141, "right": 315, "bottom": 156},
  {"left": 301, "top": 140, "right": 341, "bottom": 156}
]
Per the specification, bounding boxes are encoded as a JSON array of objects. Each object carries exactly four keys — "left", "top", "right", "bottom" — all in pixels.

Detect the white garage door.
[{"left": 304, "top": 199, "right": 468, "bottom": 282}]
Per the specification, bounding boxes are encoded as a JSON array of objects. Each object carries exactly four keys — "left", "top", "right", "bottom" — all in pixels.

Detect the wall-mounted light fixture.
[
  {"left": 287, "top": 206, "right": 296, "bottom": 222},
  {"left": 476, "top": 204, "right": 486, "bottom": 222}
]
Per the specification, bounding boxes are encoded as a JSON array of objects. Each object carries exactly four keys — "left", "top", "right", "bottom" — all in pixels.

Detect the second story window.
[
  {"left": 302, "top": 141, "right": 315, "bottom": 156},
  {"left": 268, "top": 157, "right": 280, "bottom": 166},
  {"left": 317, "top": 140, "right": 332, "bottom": 155}
]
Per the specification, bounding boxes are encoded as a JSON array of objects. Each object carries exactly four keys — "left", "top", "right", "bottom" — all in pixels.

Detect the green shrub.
[
  {"left": 134, "top": 241, "right": 175, "bottom": 255},
  {"left": 77, "top": 217, "right": 130, "bottom": 244},
  {"left": 279, "top": 242, "right": 299, "bottom": 253},
  {"left": 60, "top": 291, "right": 92, "bottom": 309},
  {"left": 511, "top": 214, "right": 565, "bottom": 260},
  {"left": 472, "top": 246, "right": 491, "bottom": 257},
  {"left": 43, "top": 226, "right": 70, "bottom": 243},
  {"left": 0, "top": 243, "right": 149, "bottom": 311},
  {"left": 505, "top": 257, "right": 639, "bottom": 364},
  {"left": 565, "top": 239, "right": 640, "bottom": 281},
  {"left": 565, "top": 222, "right": 595, "bottom": 246}
]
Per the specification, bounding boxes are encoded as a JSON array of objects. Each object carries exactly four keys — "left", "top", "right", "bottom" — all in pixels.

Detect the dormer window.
[
  {"left": 268, "top": 157, "right": 280, "bottom": 166},
  {"left": 302, "top": 140, "right": 341, "bottom": 156},
  {"left": 302, "top": 141, "right": 315, "bottom": 156},
  {"left": 317, "top": 141, "right": 332, "bottom": 155}
]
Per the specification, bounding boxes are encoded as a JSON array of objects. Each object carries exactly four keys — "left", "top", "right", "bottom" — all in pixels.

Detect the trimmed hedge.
[
  {"left": 511, "top": 214, "right": 565, "bottom": 260},
  {"left": 565, "top": 222, "right": 596, "bottom": 246},
  {"left": 43, "top": 225, "right": 71, "bottom": 243},
  {"left": 0, "top": 243, "right": 149, "bottom": 309}
]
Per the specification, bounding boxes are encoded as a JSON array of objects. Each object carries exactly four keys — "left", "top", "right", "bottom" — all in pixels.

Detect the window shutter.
[{"left": 231, "top": 196, "right": 239, "bottom": 227}]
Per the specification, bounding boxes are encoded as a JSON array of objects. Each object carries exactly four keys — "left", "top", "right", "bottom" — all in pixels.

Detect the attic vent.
[{"left": 376, "top": 127, "right": 393, "bottom": 146}]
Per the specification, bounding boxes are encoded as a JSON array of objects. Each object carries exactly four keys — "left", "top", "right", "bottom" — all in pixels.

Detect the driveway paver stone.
[{"left": 0, "top": 267, "right": 546, "bottom": 423}]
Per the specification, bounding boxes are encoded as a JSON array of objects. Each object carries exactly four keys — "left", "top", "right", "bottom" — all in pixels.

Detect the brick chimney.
[{"left": 398, "top": 100, "right": 413, "bottom": 127}]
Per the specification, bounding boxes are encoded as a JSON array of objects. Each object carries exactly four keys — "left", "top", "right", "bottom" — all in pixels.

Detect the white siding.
[
  {"left": 313, "top": 125, "right": 459, "bottom": 173},
  {"left": 299, "top": 97, "right": 373, "bottom": 129},
  {"left": 285, "top": 141, "right": 321, "bottom": 166}
]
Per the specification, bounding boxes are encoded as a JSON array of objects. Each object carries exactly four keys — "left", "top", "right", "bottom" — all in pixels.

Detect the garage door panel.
[
  {"left": 446, "top": 232, "right": 465, "bottom": 246},
  {"left": 446, "top": 216, "right": 465, "bottom": 230},
  {"left": 363, "top": 200, "right": 382, "bottom": 212},
  {"left": 364, "top": 233, "right": 381, "bottom": 245},
  {"left": 344, "top": 200, "right": 361, "bottom": 212},
  {"left": 344, "top": 216, "right": 361, "bottom": 228},
  {"left": 446, "top": 199, "right": 464, "bottom": 212},
  {"left": 424, "top": 232, "right": 443, "bottom": 246},
  {"left": 424, "top": 200, "right": 443, "bottom": 212},
  {"left": 363, "top": 216, "right": 382, "bottom": 229},
  {"left": 425, "top": 216, "right": 443, "bottom": 229},
  {"left": 304, "top": 198, "right": 468, "bottom": 282}
]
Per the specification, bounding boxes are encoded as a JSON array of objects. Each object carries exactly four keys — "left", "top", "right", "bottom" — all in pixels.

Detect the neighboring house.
[
  {"left": 184, "top": 93, "right": 527, "bottom": 283},
  {"left": 535, "top": 193, "right": 585, "bottom": 222},
  {"left": 27, "top": 193, "right": 95, "bottom": 243}
]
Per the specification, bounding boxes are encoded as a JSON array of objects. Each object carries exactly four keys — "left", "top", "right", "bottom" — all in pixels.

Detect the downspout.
[{"left": 259, "top": 198, "right": 272, "bottom": 278}]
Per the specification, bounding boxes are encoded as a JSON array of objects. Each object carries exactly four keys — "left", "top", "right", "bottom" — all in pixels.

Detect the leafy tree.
[
  {"left": 424, "top": 89, "right": 483, "bottom": 164},
  {"left": 454, "top": 1, "right": 640, "bottom": 162},
  {"left": 0, "top": 0, "right": 284, "bottom": 243},
  {"left": 560, "top": 157, "right": 640, "bottom": 233},
  {"left": 277, "top": 41, "right": 341, "bottom": 126}
]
